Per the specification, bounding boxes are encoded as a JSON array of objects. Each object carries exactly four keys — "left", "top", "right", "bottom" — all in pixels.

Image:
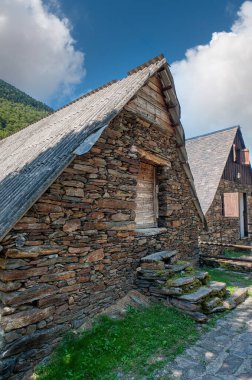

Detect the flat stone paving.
[{"left": 154, "top": 296, "right": 252, "bottom": 379}]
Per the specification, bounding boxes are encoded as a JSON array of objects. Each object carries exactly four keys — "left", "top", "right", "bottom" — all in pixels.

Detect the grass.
[
  {"left": 203, "top": 267, "right": 252, "bottom": 295},
  {"left": 200, "top": 266, "right": 252, "bottom": 331},
  {"left": 35, "top": 304, "right": 199, "bottom": 380},
  {"left": 35, "top": 268, "right": 251, "bottom": 380},
  {"left": 223, "top": 249, "right": 251, "bottom": 259}
]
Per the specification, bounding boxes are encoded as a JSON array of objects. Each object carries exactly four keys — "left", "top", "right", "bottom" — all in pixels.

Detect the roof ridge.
[
  {"left": 58, "top": 55, "right": 166, "bottom": 112},
  {"left": 57, "top": 79, "right": 119, "bottom": 112},
  {"left": 186, "top": 126, "right": 239, "bottom": 141},
  {"left": 127, "top": 54, "right": 165, "bottom": 75},
  {"left": 0, "top": 55, "right": 166, "bottom": 142}
]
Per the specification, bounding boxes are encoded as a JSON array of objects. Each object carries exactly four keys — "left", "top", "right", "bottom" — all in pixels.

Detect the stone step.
[
  {"left": 141, "top": 250, "right": 176, "bottom": 263},
  {"left": 149, "top": 287, "right": 183, "bottom": 297},
  {"left": 223, "top": 288, "right": 248, "bottom": 310},
  {"left": 165, "top": 262, "right": 191, "bottom": 273},
  {"left": 178, "top": 287, "right": 213, "bottom": 303},
  {"left": 184, "top": 311, "right": 208, "bottom": 323},
  {"left": 200, "top": 256, "right": 252, "bottom": 273},
  {"left": 203, "top": 297, "right": 222, "bottom": 312},
  {"left": 168, "top": 276, "right": 197, "bottom": 288},
  {"left": 137, "top": 271, "right": 167, "bottom": 281},
  {"left": 209, "top": 281, "right": 226, "bottom": 296},
  {"left": 195, "top": 271, "right": 209, "bottom": 284},
  {"left": 170, "top": 297, "right": 202, "bottom": 312},
  {"left": 135, "top": 279, "right": 165, "bottom": 288}
]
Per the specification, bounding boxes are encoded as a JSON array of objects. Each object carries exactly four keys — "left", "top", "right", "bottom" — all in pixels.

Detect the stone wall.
[
  {"left": 0, "top": 110, "right": 202, "bottom": 379},
  {"left": 200, "top": 179, "right": 252, "bottom": 256}
]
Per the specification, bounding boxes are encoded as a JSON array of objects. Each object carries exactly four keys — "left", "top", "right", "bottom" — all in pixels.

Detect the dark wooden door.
[{"left": 243, "top": 193, "right": 248, "bottom": 237}]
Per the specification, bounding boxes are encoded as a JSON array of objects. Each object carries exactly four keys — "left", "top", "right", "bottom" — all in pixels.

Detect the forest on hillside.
[{"left": 0, "top": 79, "right": 53, "bottom": 139}]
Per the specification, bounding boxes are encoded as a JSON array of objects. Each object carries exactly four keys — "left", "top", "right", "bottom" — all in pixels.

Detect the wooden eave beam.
[{"left": 131, "top": 145, "right": 171, "bottom": 166}]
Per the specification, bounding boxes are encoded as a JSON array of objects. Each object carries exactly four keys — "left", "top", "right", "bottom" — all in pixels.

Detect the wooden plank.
[
  {"left": 140, "top": 84, "right": 167, "bottom": 108},
  {"left": 200, "top": 241, "right": 252, "bottom": 250},
  {"left": 233, "top": 244, "right": 252, "bottom": 250},
  {"left": 131, "top": 146, "right": 170, "bottom": 166},
  {"left": 223, "top": 192, "right": 239, "bottom": 217},
  {"left": 148, "top": 75, "right": 163, "bottom": 89},
  {"left": 222, "top": 130, "right": 252, "bottom": 185},
  {"left": 135, "top": 162, "right": 157, "bottom": 226},
  {"left": 130, "top": 96, "right": 171, "bottom": 124},
  {"left": 147, "top": 80, "right": 163, "bottom": 94},
  {"left": 125, "top": 102, "right": 173, "bottom": 134},
  {"left": 200, "top": 254, "right": 252, "bottom": 262}
]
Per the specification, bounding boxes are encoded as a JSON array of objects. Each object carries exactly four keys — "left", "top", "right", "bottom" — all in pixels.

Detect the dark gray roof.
[
  {"left": 0, "top": 55, "right": 205, "bottom": 241},
  {"left": 186, "top": 126, "right": 239, "bottom": 214}
]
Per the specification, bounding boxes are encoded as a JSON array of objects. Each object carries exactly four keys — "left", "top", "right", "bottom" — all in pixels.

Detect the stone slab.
[
  {"left": 165, "top": 262, "right": 190, "bottom": 272},
  {"left": 169, "top": 276, "right": 196, "bottom": 287},
  {"left": 179, "top": 287, "right": 213, "bottom": 303},
  {"left": 203, "top": 297, "right": 222, "bottom": 312},
  {"left": 170, "top": 297, "right": 202, "bottom": 312},
  {"left": 195, "top": 271, "right": 209, "bottom": 283},
  {"left": 209, "top": 281, "right": 226, "bottom": 295},
  {"left": 150, "top": 287, "right": 182, "bottom": 296},
  {"left": 231, "top": 288, "right": 248, "bottom": 306},
  {"left": 140, "top": 250, "right": 176, "bottom": 263}
]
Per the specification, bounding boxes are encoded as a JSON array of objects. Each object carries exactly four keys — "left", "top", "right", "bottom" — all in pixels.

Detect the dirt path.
[{"left": 153, "top": 297, "right": 252, "bottom": 379}]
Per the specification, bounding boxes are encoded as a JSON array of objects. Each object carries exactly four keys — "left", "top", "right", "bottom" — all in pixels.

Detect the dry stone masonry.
[
  {"left": 0, "top": 110, "right": 203, "bottom": 379},
  {"left": 200, "top": 179, "right": 252, "bottom": 256},
  {"left": 136, "top": 250, "right": 248, "bottom": 322}
]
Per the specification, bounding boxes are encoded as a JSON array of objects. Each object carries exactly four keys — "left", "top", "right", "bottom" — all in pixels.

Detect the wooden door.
[
  {"left": 239, "top": 193, "right": 249, "bottom": 238},
  {"left": 240, "top": 193, "right": 245, "bottom": 238},
  {"left": 135, "top": 162, "right": 157, "bottom": 227}
]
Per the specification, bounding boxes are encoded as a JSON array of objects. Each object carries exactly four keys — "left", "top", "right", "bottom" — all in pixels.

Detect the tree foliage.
[
  {"left": 0, "top": 79, "right": 52, "bottom": 111},
  {"left": 0, "top": 79, "right": 53, "bottom": 139}
]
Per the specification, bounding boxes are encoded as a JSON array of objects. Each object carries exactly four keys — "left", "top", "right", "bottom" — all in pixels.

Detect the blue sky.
[{"left": 56, "top": 0, "right": 245, "bottom": 109}]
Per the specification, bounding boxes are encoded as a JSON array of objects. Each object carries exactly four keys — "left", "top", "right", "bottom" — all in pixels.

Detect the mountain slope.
[{"left": 0, "top": 79, "right": 53, "bottom": 139}]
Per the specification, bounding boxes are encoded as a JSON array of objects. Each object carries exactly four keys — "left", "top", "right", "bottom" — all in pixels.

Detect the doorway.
[{"left": 240, "top": 193, "right": 248, "bottom": 238}]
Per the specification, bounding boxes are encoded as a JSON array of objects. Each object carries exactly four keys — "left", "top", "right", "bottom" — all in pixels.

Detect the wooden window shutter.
[
  {"left": 135, "top": 162, "right": 157, "bottom": 227},
  {"left": 223, "top": 192, "right": 239, "bottom": 217},
  {"left": 241, "top": 149, "right": 250, "bottom": 165},
  {"left": 233, "top": 144, "right": 237, "bottom": 162}
]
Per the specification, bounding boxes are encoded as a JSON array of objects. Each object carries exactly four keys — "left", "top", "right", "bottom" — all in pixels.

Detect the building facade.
[
  {"left": 186, "top": 127, "right": 252, "bottom": 254},
  {"left": 0, "top": 56, "right": 204, "bottom": 379}
]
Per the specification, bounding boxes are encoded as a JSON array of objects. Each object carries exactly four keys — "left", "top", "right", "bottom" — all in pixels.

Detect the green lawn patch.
[
  {"left": 223, "top": 249, "right": 252, "bottom": 259},
  {"left": 203, "top": 267, "right": 252, "bottom": 295},
  {"left": 35, "top": 304, "right": 199, "bottom": 380}
]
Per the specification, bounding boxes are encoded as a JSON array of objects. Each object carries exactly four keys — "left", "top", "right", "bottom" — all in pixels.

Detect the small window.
[
  {"left": 241, "top": 149, "right": 250, "bottom": 165},
  {"left": 223, "top": 192, "right": 239, "bottom": 217},
  {"left": 135, "top": 162, "right": 158, "bottom": 227}
]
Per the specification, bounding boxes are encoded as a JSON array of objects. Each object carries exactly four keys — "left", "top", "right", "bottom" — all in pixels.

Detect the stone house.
[
  {"left": 0, "top": 55, "right": 204, "bottom": 379},
  {"left": 186, "top": 127, "right": 252, "bottom": 253}
]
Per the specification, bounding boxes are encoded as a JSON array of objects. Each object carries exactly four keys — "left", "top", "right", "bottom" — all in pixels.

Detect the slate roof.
[
  {"left": 186, "top": 126, "right": 239, "bottom": 214},
  {"left": 0, "top": 55, "right": 205, "bottom": 241}
]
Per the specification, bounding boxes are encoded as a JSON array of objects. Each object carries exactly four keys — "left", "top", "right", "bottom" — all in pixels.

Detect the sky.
[{"left": 0, "top": 0, "right": 251, "bottom": 149}]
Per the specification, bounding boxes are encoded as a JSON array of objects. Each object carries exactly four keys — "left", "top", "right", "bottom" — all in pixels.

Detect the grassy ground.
[
  {"left": 203, "top": 267, "right": 252, "bottom": 294},
  {"left": 35, "top": 268, "right": 252, "bottom": 380},
  {"left": 223, "top": 249, "right": 252, "bottom": 259},
  {"left": 35, "top": 304, "right": 199, "bottom": 380}
]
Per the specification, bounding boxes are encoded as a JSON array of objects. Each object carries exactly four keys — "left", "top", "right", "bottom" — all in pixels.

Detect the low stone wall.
[
  {"left": 200, "top": 179, "right": 252, "bottom": 256},
  {"left": 0, "top": 110, "right": 202, "bottom": 379}
]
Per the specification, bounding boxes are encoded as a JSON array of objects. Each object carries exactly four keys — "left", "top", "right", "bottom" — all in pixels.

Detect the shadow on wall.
[{"left": 0, "top": 110, "right": 118, "bottom": 245}]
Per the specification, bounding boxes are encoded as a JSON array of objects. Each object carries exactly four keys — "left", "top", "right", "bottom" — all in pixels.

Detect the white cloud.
[
  {"left": 171, "top": 1, "right": 252, "bottom": 150},
  {"left": 0, "top": 0, "right": 85, "bottom": 102}
]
